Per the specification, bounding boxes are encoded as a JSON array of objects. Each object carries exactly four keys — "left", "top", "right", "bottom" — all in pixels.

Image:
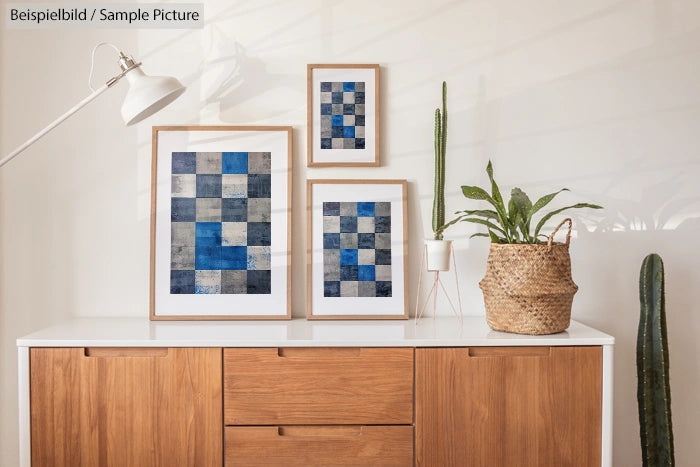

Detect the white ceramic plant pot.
[{"left": 425, "top": 239, "right": 453, "bottom": 272}]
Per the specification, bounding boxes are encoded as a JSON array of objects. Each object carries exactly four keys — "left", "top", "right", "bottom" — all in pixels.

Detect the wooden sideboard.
[{"left": 18, "top": 318, "right": 614, "bottom": 466}]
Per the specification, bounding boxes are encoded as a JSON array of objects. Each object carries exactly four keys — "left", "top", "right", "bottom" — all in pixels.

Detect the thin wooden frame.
[
  {"left": 307, "top": 64, "right": 380, "bottom": 167},
  {"left": 306, "top": 179, "right": 408, "bottom": 319},
  {"left": 150, "top": 126, "right": 292, "bottom": 320}
]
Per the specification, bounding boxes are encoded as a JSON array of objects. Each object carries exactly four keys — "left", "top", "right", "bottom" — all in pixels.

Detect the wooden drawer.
[
  {"left": 223, "top": 347, "right": 413, "bottom": 425},
  {"left": 225, "top": 425, "right": 414, "bottom": 466}
]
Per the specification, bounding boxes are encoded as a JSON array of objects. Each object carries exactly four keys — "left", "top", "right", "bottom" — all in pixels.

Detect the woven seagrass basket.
[{"left": 479, "top": 218, "right": 578, "bottom": 335}]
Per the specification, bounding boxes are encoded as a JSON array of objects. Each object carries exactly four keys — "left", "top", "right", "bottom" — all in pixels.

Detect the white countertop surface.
[{"left": 17, "top": 317, "right": 614, "bottom": 347}]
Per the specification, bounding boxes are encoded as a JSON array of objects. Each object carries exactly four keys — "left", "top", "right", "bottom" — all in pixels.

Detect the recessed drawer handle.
[
  {"left": 277, "top": 426, "right": 363, "bottom": 437},
  {"left": 468, "top": 347, "right": 550, "bottom": 358},
  {"left": 84, "top": 347, "right": 169, "bottom": 358},
  {"left": 277, "top": 347, "right": 361, "bottom": 358}
]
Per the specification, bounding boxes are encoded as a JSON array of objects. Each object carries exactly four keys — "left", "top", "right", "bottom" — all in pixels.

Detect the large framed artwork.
[
  {"left": 306, "top": 179, "right": 408, "bottom": 319},
  {"left": 150, "top": 126, "right": 292, "bottom": 320},
  {"left": 307, "top": 64, "right": 379, "bottom": 167}
]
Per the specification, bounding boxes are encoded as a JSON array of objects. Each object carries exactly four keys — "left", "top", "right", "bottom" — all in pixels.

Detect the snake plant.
[{"left": 442, "top": 160, "right": 602, "bottom": 243}]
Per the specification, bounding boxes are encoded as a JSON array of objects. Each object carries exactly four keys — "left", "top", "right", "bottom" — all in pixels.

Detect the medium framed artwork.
[
  {"left": 150, "top": 126, "right": 292, "bottom": 320},
  {"left": 307, "top": 64, "right": 379, "bottom": 167},
  {"left": 306, "top": 179, "right": 408, "bottom": 319}
]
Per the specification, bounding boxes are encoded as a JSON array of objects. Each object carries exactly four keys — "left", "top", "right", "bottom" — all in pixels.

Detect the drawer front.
[
  {"left": 225, "top": 425, "right": 414, "bottom": 466},
  {"left": 224, "top": 347, "right": 413, "bottom": 425}
]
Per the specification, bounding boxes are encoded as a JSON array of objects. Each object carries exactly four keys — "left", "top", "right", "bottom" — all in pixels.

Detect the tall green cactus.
[
  {"left": 432, "top": 81, "right": 447, "bottom": 240},
  {"left": 637, "top": 253, "right": 674, "bottom": 466}
]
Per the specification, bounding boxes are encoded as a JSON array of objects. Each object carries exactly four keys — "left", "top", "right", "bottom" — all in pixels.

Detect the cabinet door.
[
  {"left": 416, "top": 346, "right": 602, "bottom": 467},
  {"left": 30, "top": 347, "right": 222, "bottom": 467}
]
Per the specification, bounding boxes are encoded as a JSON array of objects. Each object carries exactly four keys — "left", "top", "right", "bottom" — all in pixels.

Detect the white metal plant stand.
[{"left": 415, "top": 242, "right": 463, "bottom": 324}]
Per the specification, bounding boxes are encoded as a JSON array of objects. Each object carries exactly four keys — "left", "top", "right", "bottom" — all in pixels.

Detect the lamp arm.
[{"left": 0, "top": 82, "right": 114, "bottom": 169}]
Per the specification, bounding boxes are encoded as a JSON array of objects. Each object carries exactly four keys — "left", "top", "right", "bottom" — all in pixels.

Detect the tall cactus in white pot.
[
  {"left": 417, "top": 81, "right": 462, "bottom": 323},
  {"left": 426, "top": 81, "right": 452, "bottom": 271}
]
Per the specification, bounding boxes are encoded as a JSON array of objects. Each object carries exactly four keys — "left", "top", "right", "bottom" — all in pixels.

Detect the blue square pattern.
[
  {"left": 319, "top": 81, "right": 366, "bottom": 151},
  {"left": 221, "top": 246, "right": 247, "bottom": 270},
  {"left": 248, "top": 270, "right": 272, "bottom": 294},
  {"left": 323, "top": 233, "right": 340, "bottom": 249},
  {"left": 196, "top": 222, "right": 222, "bottom": 247},
  {"left": 197, "top": 174, "right": 222, "bottom": 198},
  {"left": 322, "top": 201, "right": 392, "bottom": 298},
  {"left": 358, "top": 265, "right": 375, "bottom": 281},
  {"left": 340, "top": 249, "right": 358, "bottom": 266},
  {"left": 171, "top": 270, "right": 195, "bottom": 294},
  {"left": 222, "top": 198, "right": 248, "bottom": 222},
  {"left": 222, "top": 152, "right": 248, "bottom": 174},
  {"left": 170, "top": 151, "right": 272, "bottom": 295},
  {"left": 248, "top": 222, "right": 271, "bottom": 246},
  {"left": 171, "top": 198, "right": 196, "bottom": 222},
  {"left": 196, "top": 246, "right": 221, "bottom": 270},
  {"left": 340, "top": 216, "right": 357, "bottom": 233},
  {"left": 324, "top": 281, "right": 340, "bottom": 297},
  {"left": 357, "top": 202, "right": 374, "bottom": 217},
  {"left": 172, "top": 152, "right": 196, "bottom": 174},
  {"left": 248, "top": 174, "right": 271, "bottom": 198},
  {"left": 323, "top": 202, "right": 340, "bottom": 216}
]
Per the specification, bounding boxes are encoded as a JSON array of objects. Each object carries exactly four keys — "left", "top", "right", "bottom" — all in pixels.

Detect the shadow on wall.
[
  {"left": 571, "top": 161, "right": 700, "bottom": 466},
  {"left": 192, "top": 27, "right": 304, "bottom": 122}
]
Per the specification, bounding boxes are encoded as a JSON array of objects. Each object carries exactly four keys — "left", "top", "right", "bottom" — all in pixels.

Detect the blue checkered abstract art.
[
  {"left": 322, "top": 201, "right": 392, "bottom": 297},
  {"left": 169, "top": 151, "right": 272, "bottom": 295},
  {"left": 320, "top": 81, "right": 365, "bottom": 150}
]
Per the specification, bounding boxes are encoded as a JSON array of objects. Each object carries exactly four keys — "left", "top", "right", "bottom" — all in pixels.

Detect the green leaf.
[
  {"left": 485, "top": 161, "right": 509, "bottom": 235},
  {"left": 455, "top": 209, "right": 499, "bottom": 219},
  {"left": 510, "top": 188, "right": 534, "bottom": 242},
  {"left": 533, "top": 203, "right": 604, "bottom": 238},
  {"left": 434, "top": 214, "right": 467, "bottom": 237},
  {"left": 461, "top": 185, "right": 495, "bottom": 202},
  {"left": 507, "top": 198, "right": 522, "bottom": 242},
  {"left": 511, "top": 188, "right": 532, "bottom": 221},
  {"left": 469, "top": 232, "right": 491, "bottom": 239},
  {"left": 488, "top": 230, "right": 504, "bottom": 243},
  {"left": 530, "top": 188, "right": 569, "bottom": 219},
  {"left": 460, "top": 217, "right": 506, "bottom": 235}
]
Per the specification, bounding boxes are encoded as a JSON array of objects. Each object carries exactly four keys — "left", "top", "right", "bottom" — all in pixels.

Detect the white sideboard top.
[{"left": 17, "top": 317, "right": 614, "bottom": 348}]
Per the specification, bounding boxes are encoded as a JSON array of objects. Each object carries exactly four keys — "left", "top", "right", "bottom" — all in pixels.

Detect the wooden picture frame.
[
  {"left": 307, "top": 64, "right": 380, "bottom": 167},
  {"left": 306, "top": 179, "right": 408, "bottom": 319},
  {"left": 150, "top": 126, "right": 292, "bottom": 320}
]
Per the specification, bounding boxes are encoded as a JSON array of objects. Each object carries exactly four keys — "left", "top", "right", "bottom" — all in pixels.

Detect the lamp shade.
[{"left": 120, "top": 67, "right": 186, "bottom": 125}]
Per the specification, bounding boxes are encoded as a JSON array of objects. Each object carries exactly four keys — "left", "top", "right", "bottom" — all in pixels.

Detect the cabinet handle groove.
[
  {"left": 277, "top": 426, "right": 363, "bottom": 437},
  {"left": 84, "top": 347, "right": 169, "bottom": 358},
  {"left": 276, "top": 347, "right": 361, "bottom": 358},
  {"left": 468, "top": 347, "right": 550, "bottom": 358}
]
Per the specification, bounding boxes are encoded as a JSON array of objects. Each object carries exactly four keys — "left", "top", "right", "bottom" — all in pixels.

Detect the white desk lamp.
[{"left": 0, "top": 42, "right": 186, "bottom": 168}]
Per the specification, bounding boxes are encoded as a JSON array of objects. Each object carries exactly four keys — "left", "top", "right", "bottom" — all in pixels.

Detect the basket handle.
[{"left": 547, "top": 218, "right": 573, "bottom": 247}]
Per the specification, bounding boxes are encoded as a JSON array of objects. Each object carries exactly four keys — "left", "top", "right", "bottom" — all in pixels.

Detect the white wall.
[{"left": 1, "top": 0, "right": 699, "bottom": 465}]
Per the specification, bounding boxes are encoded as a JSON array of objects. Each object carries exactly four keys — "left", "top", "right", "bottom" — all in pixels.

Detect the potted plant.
[
  {"left": 453, "top": 161, "right": 603, "bottom": 334},
  {"left": 426, "top": 81, "right": 452, "bottom": 271}
]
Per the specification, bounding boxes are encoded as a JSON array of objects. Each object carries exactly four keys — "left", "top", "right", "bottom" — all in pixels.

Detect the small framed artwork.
[
  {"left": 307, "top": 64, "right": 379, "bottom": 167},
  {"left": 306, "top": 179, "right": 408, "bottom": 319},
  {"left": 150, "top": 126, "right": 292, "bottom": 320}
]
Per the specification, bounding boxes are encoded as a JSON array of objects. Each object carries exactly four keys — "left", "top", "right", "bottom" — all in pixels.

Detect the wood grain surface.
[
  {"left": 224, "top": 347, "right": 414, "bottom": 425},
  {"left": 30, "top": 347, "right": 222, "bottom": 466},
  {"left": 224, "top": 425, "right": 413, "bottom": 466},
  {"left": 416, "top": 346, "right": 602, "bottom": 467}
]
